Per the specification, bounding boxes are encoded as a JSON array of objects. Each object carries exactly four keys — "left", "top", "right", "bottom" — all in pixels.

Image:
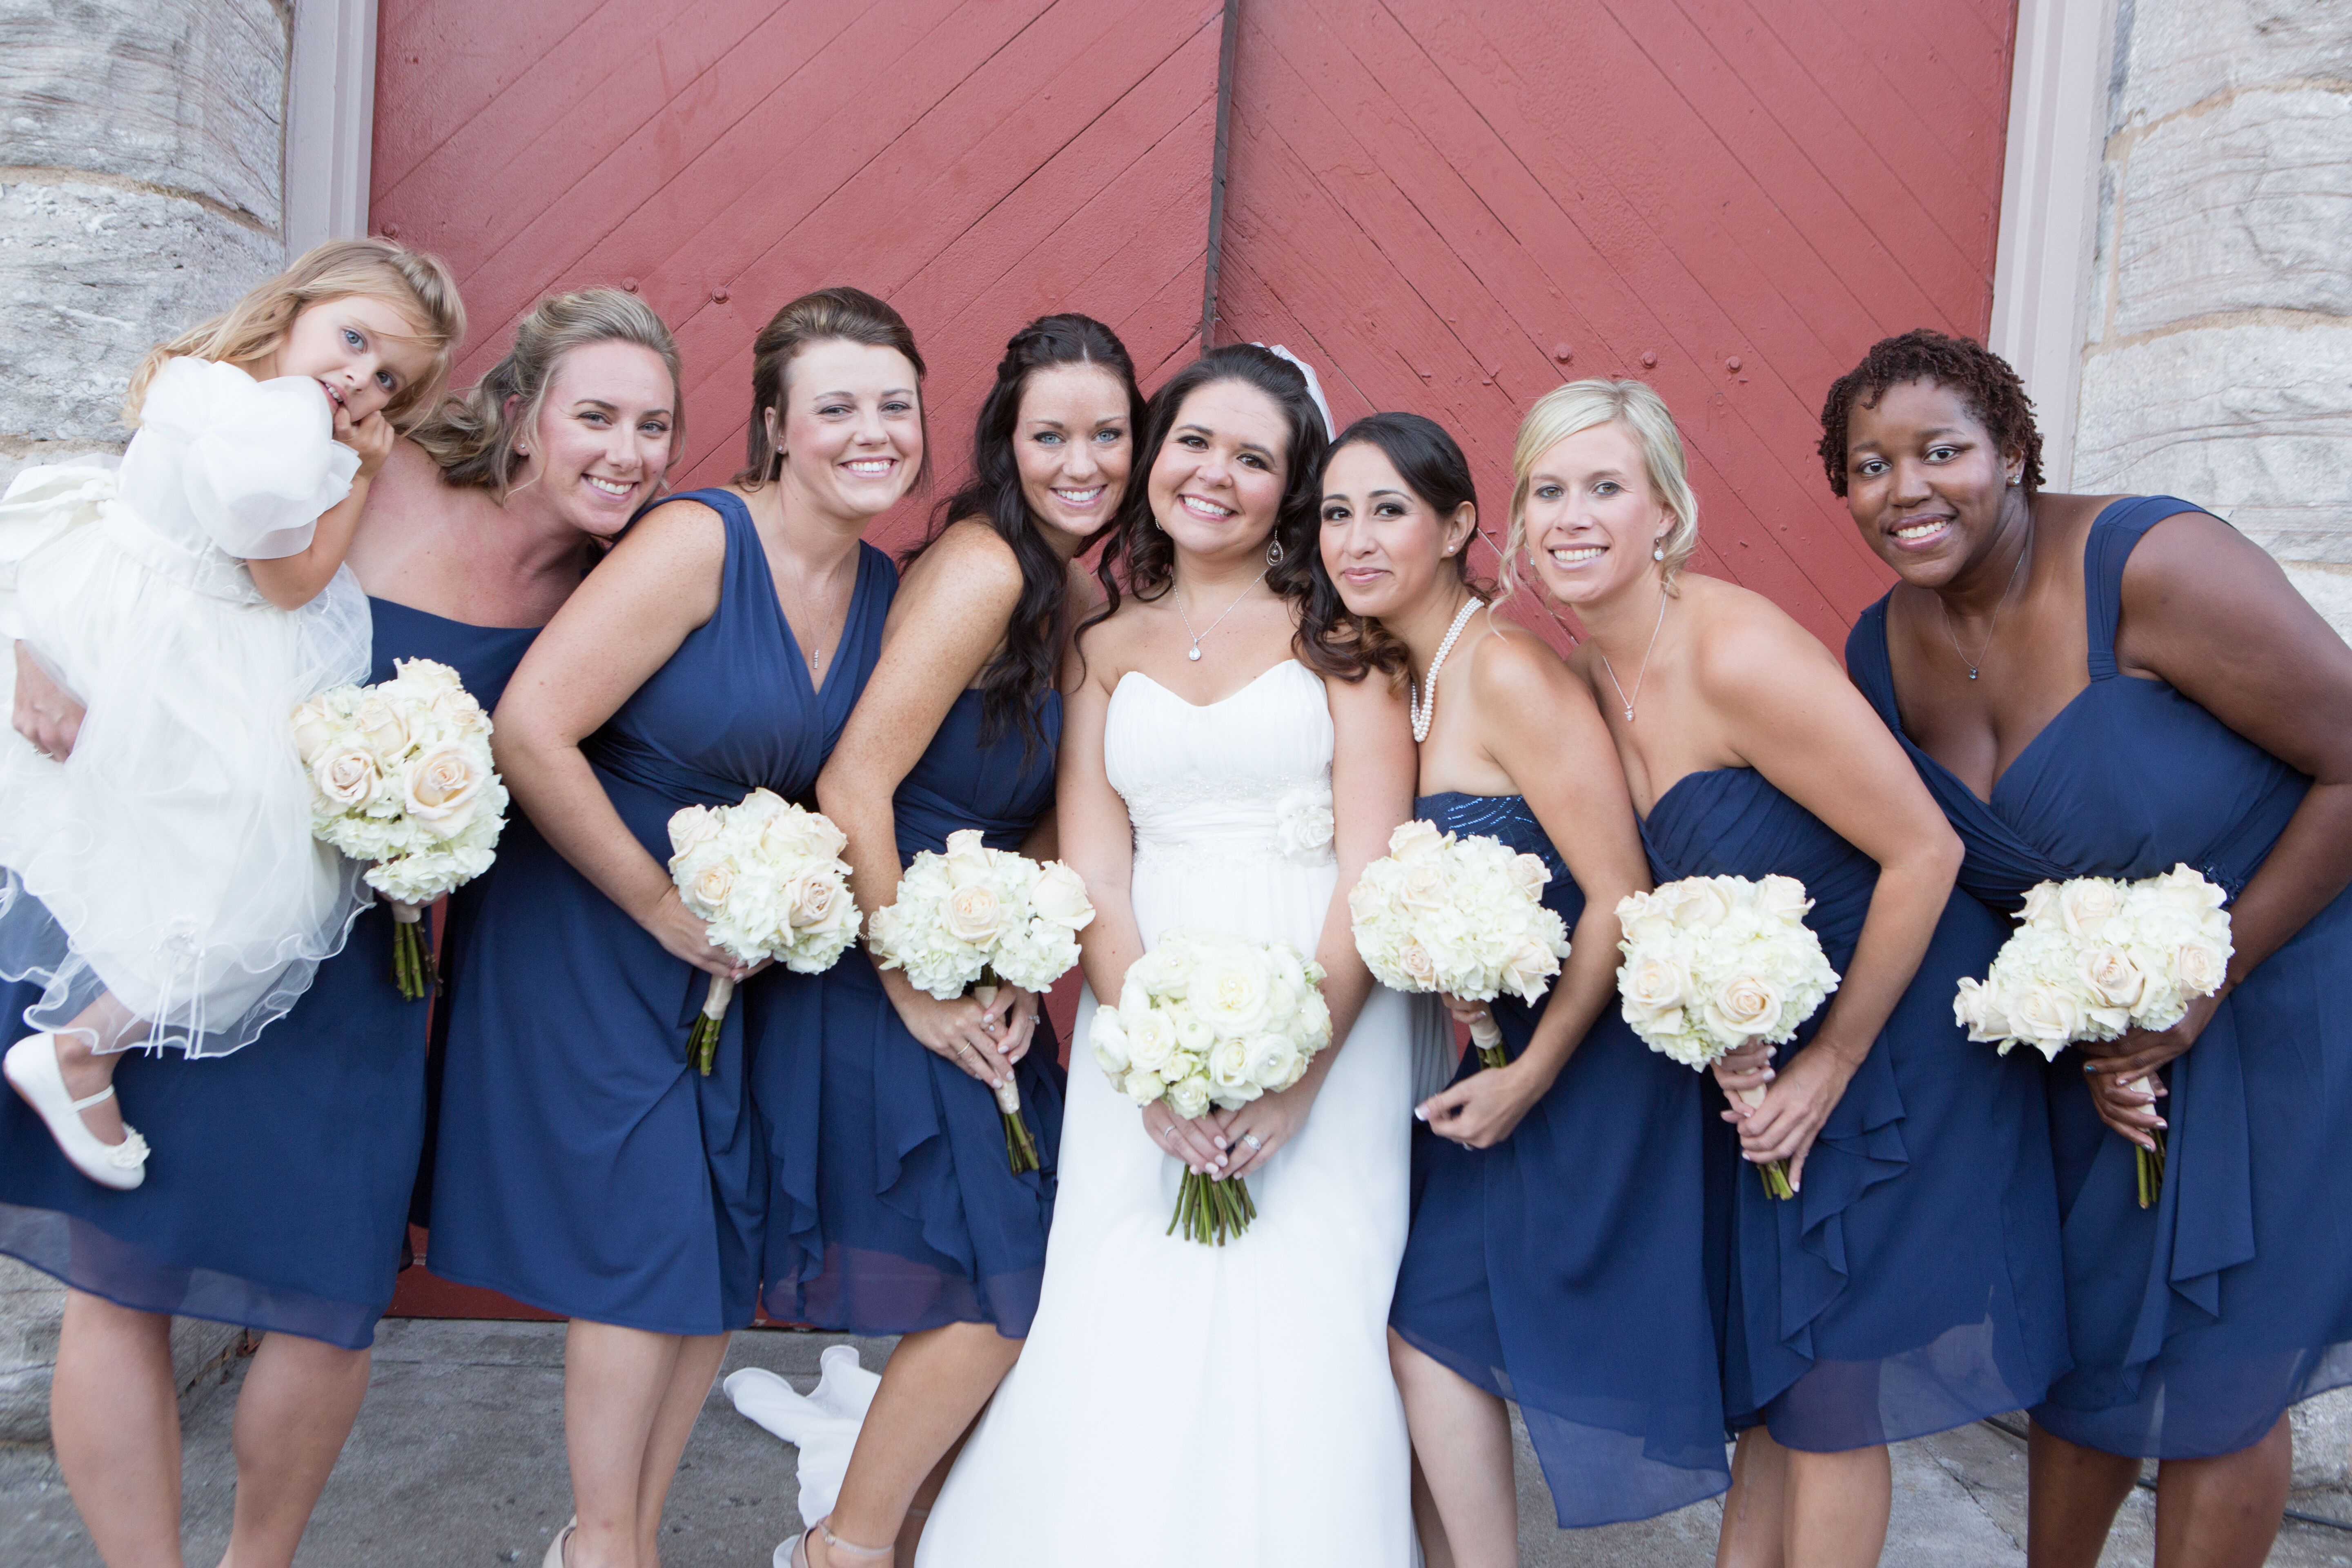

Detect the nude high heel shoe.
[{"left": 784, "top": 1516, "right": 893, "bottom": 1568}]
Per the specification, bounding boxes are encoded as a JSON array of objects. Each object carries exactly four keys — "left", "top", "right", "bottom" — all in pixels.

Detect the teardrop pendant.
[
  {"left": 1187, "top": 643, "right": 1203, "bottom": 662},
  {"left": 1968, "top": 668, "right": 1979, "bottom": 681}
]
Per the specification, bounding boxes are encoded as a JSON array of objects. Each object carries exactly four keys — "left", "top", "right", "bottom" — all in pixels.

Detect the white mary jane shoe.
[{"left": 3, "top": 1033, "right": 149, "bottom": 1190}]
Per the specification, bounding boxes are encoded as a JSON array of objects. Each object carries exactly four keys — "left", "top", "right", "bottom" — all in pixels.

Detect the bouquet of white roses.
[
  {"left": 296, "top": 658, "right": 508, "bottom": 999},
  {"left": 666, "top": 789, "right": 860, "bottom": 1074},
  {"left": 1615, "top": 875, "right": 1842, "bottom": 1198},
  {"left": 1349, "top": 820, "right": 1570, "bottom": 1071},
  {"left": 1954, "top": 864, "right": 2232, "bottom": 1206},
  {"left": 1088, "top": 929, "right": 1332, "bottom": 1244},
  {"left": 866, "top": 828, "right": 1097, "bottom": 1172}
]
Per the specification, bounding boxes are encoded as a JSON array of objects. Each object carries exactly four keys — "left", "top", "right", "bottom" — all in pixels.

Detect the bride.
[{"left": 906, "top": 345, "right": 1421, "bottom": 1567}]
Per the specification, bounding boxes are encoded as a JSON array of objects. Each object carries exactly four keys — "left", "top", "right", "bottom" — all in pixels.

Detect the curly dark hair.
[
  {"left": 1300, "top": 412, "right": 1490, "bottom": 686},
  {"left": 1816, "top": 328, "right": 2044, "bottom": 498},
  {"left": 911, "top": 313, "right": 1145, "bottom": 758},
  {"left": 1084, "top": 343, "right": 1330, "bottom": 642}
]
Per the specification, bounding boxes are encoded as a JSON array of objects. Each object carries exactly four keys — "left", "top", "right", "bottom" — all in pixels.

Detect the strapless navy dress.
[
  {"left": 428, "top": 491, "right": 892, "bottom": 1336},
  {"left": 1642, "top": 767, "right": 2067, "bottom": 1450},
  {"left": 1390, "top": 792, "right": 1727, "bottom": 1526},
  {"left": 762, "top": 690, "right": 1067, "bottom": 1337},
  {"left": 0, "top": 599, "right": 535, "bottom": 1347},
  {"left": 1849, "top": 495, "right": 2352, "bottom": 1459}
]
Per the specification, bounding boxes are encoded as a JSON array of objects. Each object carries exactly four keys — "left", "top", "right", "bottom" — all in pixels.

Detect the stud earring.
[{"left": 1267, "top": 537, "right": 1285, "bottom": 566}]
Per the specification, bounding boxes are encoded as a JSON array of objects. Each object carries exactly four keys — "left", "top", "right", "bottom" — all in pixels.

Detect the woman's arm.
[
  {"left": 247, "top": 403, "right": 397, "bottom": 610},
  {"left": 1419, "top": 632, "right": 1653, "bottom": 1149},
  {"left": 815, "top": 524, "right": 1026, "bottom": 1086},
  {"left": 1216, "top": 665, "right": 1415, "bottom": 1179},
  {"left": 1708, "top": 606, "right": 1964, "bottom": 1189},
  {"left": 490, "top": 501, "right": 733, "bottom": 976}
]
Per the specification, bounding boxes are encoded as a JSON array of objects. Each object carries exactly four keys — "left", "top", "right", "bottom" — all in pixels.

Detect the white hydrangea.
[
  {"left": 866, "top": 829, "right": 1095, "bottom": 999},
  {"left": 1349, "top": 820, "right": 1571, "bottom": 1005},
  {"left": 666, "top": 788, "right": 860, "bottom": 975},
  {"left": 1613, "top": 874, "right": 1842, "bottom": 1071}
]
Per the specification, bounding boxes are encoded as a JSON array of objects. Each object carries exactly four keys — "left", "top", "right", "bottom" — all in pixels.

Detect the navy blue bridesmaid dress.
[
  {"left": 1848, "top": 495, "right": 2352, "bottom": 1459},
  {"left": 1389, "top": 792, "right": 1727, "bottom": 1526},
  {"left": 427, "top": 491, "right": 893, "bottom": 1336},
  {"left": 762, "top": 690, "right": 1067, "bottom": 1337},
  {"left": 1640, "top": 768, "right": 2068, "bottom": 1450},
  {"left": 0, "top": 598, "right": 535, "bottom": 1348}
]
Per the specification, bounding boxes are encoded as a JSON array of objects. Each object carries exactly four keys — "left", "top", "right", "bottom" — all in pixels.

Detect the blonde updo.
[
  {"left": 411, "top": 288, "right": 682, "bottom": 498},
  {"left": 1504, "top": 378, "right": 1700, "bottom": 598}
]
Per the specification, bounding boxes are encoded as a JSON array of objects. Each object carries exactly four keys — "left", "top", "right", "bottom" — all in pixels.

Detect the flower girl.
[{"left": 0, "top": 238, "right": 463, "bottom": 1189}]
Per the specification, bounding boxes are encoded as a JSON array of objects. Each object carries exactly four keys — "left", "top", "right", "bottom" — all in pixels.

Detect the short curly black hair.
[{"left": 1816, "top": 329, "right": 2043, "bottom": 498}]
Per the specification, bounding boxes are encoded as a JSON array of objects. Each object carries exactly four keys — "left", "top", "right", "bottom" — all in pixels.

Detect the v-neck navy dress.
[
  {"left": 1642, "top": 767, "right": 2068, "bottom": 1452},
  {"left": 0, "top": 599, "right": 535, "bottom": 1348},
  {"left": 1849, "top": 496, "right": 2352, "bottom": 1459},
  {"left": 426, "top": 491, "right": 893, "bottom": 1336},
  {"left": 760, "top": 688, "right": 1067, "bottom": 1338}
]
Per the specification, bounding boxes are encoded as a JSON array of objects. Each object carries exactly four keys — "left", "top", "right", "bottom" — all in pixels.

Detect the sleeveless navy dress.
[
  {"left": 427, "top": 491, "right": 893, "bottom": 1336},
  {"left": 1641, "top": 768, "right": 2068, "bottom": 1450},
  {"left": 0, "top": 599, "right": 535, "bottom": 1348},
  {"left": 1848, "top": 496, "right": 2352, "bottom": 1459},
  {"left": 1390, "top": 792, "right": 1727, "bottom": 1526},
  {"left": 762, "top": 690, "right": 1067, "bottom": 1337}
]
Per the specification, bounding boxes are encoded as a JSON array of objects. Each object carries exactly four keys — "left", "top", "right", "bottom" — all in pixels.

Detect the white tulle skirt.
[{"left": 0, "top": 495, "right": 370, "bottom": 1056}]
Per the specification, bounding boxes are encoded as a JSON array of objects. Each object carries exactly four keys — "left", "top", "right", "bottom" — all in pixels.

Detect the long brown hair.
[{"left": 733, "top": 286, "right": 929, "bottom": 492}]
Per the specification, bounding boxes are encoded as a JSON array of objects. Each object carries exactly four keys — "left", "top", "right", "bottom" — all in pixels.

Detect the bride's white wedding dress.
[{"left": 915, "top": 659, "right": 1417, "bottom": 1567}]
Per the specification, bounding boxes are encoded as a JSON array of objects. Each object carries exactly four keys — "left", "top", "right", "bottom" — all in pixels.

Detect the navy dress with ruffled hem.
[
  {"left": 1848, "top": 496, "right": 2352, "bottom": 1459},
  {"left": 0, "top": 599, "right": 535, "bottom": 1348},
  {"left": 427, "top": 491, "right": 892, "bottom": 1336},
  {"left": 1642, "top": 767, "right": 2068, "bottom": 1452},
  {"left": 1390, "top": 791, "right": 1728, "bottom": 1526},
  {"left": 761, "top": 688, "right": 1066, "bottom": 1337}
]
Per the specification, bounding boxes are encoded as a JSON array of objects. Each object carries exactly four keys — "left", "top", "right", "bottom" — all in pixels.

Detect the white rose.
[
  {"left": 1395, "top": 938, "right": 1439, "bottom": 990},
  {"left": 1168, "top": 1075, "right": 1213, "bottom": 1121},
  {"left": 1754, "top": 875, "right": 1811, "bottom": 924},
  {"left": 1189, "top": 948, "right": 1274, "bottom": 1036},
  {"left": 1089, "top": 1008, "right": 1131, "bottom": 1074},
  {"left": 2010, "top": 981, "right": 2084, "bottom": 1054},
  {"left": 1295, "top": 986, "right": 1332, "bottom": 1048},
  {"left": 1398, "top": 862, "right": 1449, "bottom": 913},
  {"left": 1621, "top": 951, "right": 1691, "bottom": 1025},
  {"left": 2152, "top": 864, "right": 2227, "bottom": 912},
  {"left": 786, "top": 868, "right": 844, "bottom": 930},
  {"left": 392, "top": 658, "right": 463, "bottom": 693},
  {"left": 2059, "top": 878, "right": 2124, "bottom": 938},
  {"left": 760, "top": 808, "right": 829, "bottom": 860},
  {"left": 1243, "top": 1031, "right": 1301, "bottom": 1089},
  {"left": 1665, "top": 878, "right": 1734, "bottom": 929},
  {"left": 1032, "top": 860, "right": 1095, "bottom": 930},
  {"left": 1126, "top": 1009, "right": 1180, "bottom": 1074},
  {"left": 1388, "top": 820, "right": 1447, "bottom": 862},
  {"left": 2019, "top": 881, "right": 2061, "bottom": 927},
  {"left": 668, "top": 805, "right": 721, "bottom": 858},
  {"left": 355, "top": 696, "right": 412, "bottom": 762},
  {"left": 401, "top": 743, "right": 490, "bottom": 837},
  {"left": 2172, "top": 938, "right": 2225, "bottom": 999},
  {"left": 1703, "top": 971, "right": 1784, "bottom": 1042},
  {"left": 689, "top": 860, "right": 737, "bottom": 912},
  {"left": 1505, "top": 853, "right": 1551, "bottom": 900},
  {"left": 292, "top": 698, "right": 336, "bottom": 765},
  {"left": 1121, "top": 1066, "right": 1167, "bottom": 1106},
  {"left": 945, "top": 881, "right": 1006, "bottom": 944},
  {"left": 313, "top": 744, "right": 380, "bottom": 809},
  {"left": 2077, "top": 944, "right": 2146, "bottom": 1014},
  {"left": 1497, "top": 935, "right": 1560, "bottom": 1002}
]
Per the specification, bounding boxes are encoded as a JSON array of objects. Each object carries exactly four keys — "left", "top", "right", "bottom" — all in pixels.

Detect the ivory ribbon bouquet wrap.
[
  {"left": 297, "top": 659, "right": 508, "bottom": 1000},
  {"left": 866, "top": 828, "right": 1098, "bottom": 1172},
  {"left": 1614, "top": 874, "right": 1842, "bottom": 1199},
  {"left": 666, "top": 791, "right": 860, "bottom": 1074},
  {"left": 1089, "top": 929, "right": 1333, "bottom": 1245},
  {"left": 1954, "top": 864, "right": 2232, "bottom": 1207},
  {"left": 1349, "top": 819, "right": 1570, "bottom": 1071}
]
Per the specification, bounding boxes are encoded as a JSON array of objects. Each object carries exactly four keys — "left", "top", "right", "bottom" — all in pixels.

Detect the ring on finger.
[{"left": 1241, "top": 1133, "right": 1262, "bottom": 1151}]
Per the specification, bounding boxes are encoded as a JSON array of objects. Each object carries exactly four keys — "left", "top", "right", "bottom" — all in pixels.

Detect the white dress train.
[{"left": 915, "top": 659, "right": 1418, "bottom": 1568}]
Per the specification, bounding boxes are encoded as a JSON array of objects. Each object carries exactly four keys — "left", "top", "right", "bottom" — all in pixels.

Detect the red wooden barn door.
[{"left": 1212, "top": 0, "right": 2019, "bottom": 647}]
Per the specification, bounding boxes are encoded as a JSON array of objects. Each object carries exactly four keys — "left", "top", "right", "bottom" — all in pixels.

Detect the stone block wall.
[
  {"left": 0, "top": 0, "right": 291, "bottom": 1441},
  {"left": 2070, "top": 0, "right": 2352, "bottom": 631}
]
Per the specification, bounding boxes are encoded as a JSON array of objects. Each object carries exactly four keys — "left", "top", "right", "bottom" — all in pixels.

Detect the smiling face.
[
  {"left": 1014, "top": 362, "right": 1132, "bottom": 547},
  {"left": 1146, "top": 378, "right": 1290, "bottom": 559},
  {"left": 1319, "top": 440, "right": 1473, "bottom": 620},
  {"left": 1841, "top": 377, "right": 2024, "bottom": 588},
  {"left": 262, "top": 294, "right": 438, "bottom": 423},
  {"left": 1521, "top": 419, "right": 1674, "bottom": 607},
  {"left": 766, "top": 338, "right": 924, "bottom": 522},
  {"left": 512, "top": 340, "right": 677, "bottom": 538}
]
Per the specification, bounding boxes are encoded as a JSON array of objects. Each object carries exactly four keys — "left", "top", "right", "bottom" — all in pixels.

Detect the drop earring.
[
  {"left": 1652, "top": 540, "right": 1666, "bottom": 561},
  {"left": 1267, "top": 536, "right": 1285, "bottom": 566}
]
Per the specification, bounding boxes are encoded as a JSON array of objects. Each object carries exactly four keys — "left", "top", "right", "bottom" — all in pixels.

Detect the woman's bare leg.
[
  {"left": 50, "top": 1289, "right": 184, "bottom": 1566},
  {"left": 564, "top": 1320, "right": 688, "bottom": 1568},
  {"left": 1782, "top": 1443, "right": 1891, "bottom": 1568},
  {"left": 2151, "top": 1414, "right": 2292, "bottom": 1568},
  {"left": 1390, "top": 1330, "right": 1513, "bottom": 1568},
  {"left": 2027, "top": 1419, "right": 2142, "bottom": 1567},
  {"left": 631, "top": 1332, "right": 731, "bottom": 1568},
  {"left": 819, "top": 1323, "right": 1022, "bottom": 1565},
  {"left": 1715, "top": 1428, "right": 1788, "bottom": 1568},
  {"left": 214, "top": 1332, "right": 372, "bottom": 1568}
]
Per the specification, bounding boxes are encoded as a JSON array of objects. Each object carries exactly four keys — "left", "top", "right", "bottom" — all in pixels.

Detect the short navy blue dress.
[
  {"left": 0, "top": 598, "right": 535, "bottom": 1348},
  {"left": 762, "top": 690, "right": 1067, "bottom": 1337},
  {"left": 1390, "top": 792, "right": 1727, "bottom": 1526},
  {"left": 427, "top": 491, "right": 893, "bottom": 1336},
  {"left": 1849, "top": 496, "right": 2352, "bottom": 1459},
  {"left": 1642, "top": 767, "right": 2068, "bottom": 1451}
]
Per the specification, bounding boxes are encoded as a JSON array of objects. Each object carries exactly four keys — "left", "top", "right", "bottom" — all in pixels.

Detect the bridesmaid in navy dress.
[
  {"left": 1828, "top": 329, "right": 2352, "bottom": 1568},
  {"left": 429, "top": 287, "right": 918, "bottom": 1568},
  {"left": 0, "top": 288, "right": 682, "bottom": 1568},
  {"left": 1308, "top": 413, "right": 1725, "bottom": 1559},
  {"left": 1524, "top": 378, "right": 2066, "bottom": 1568},
  {"left": 772, "top": 315, "right": 1143, "bottom": 1568}
]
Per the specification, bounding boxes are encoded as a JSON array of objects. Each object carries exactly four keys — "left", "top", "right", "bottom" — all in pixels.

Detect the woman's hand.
[
  {"left": 986, "top": 987, "right": 1040, "bottom": 1067},
  {"left": 2084, "top": 1062, "right": 2167, "bottom": 1151},
  {"left": 1417, "top": 1060, "right": 1546, "bottom": 1149},
  {"left": 1723, "top": 1042, "right": 1858, "bottom": 1190},
  {"left": 11, "top": 644, "right": 84, "bottom": 760},
  {"left": 1214, "top": 1078, "right": 1323, "bottom": 1180},
  {"left": 334, "top": 401, "right": 398, "bottom": 481},
  {"left": 889, "top": 984, "right": 1014, "bottom": 1088},
  {"left": 1713, "top": 1042, "right": 1777, "bottom": 1104},
  {"left": 2080, "top": 991, "right": 2221, "bottom": 1083},
  {"left": 638, "top": 885, "right": 752, "bottom": 980},
  {"left": 1144, "top": 1100, "right": 1229, "bottom": 1175},
  {"left": 1437, "top": 992, "right": 1487, "bottom": 1029}
]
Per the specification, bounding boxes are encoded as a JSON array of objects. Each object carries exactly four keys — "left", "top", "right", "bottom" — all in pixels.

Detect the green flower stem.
[
  {"left": 1757, "top": 1160, "right": 1795, "bottom": 1200},
  {"left": 388, "top": 902, "right": 435, "bottom": 1001},
  {"left": 690, "top": 974, "right": 735, "bottom": 1076},
  {"left": 1168, "top": 1168, "right": 1257, "bottom": 1245}
]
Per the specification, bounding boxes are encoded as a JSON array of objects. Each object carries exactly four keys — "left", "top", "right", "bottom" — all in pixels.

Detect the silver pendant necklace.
[
  {"left": 1599, "top": 586, "right": 1669, "bottom": 723},
  {"left": 1938, "top": 536, "right": 2029, "bottom": 681},
  {"left": 1410, "top": 597, "right": 1482, "bottom": 743},
  {"left": 1175, "top": 570, "right": 1268, "bottom": 661}
]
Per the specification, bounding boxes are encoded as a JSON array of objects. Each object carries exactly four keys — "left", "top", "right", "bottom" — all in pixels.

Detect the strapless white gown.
[{"left": 916, "top": 659, "right": 1418, "bottom": 1568}]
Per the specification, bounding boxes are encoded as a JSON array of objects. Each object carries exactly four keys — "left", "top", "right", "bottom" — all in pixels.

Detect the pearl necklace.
[{"left": 1410, "top": 597, "right": 1483, "bottom": 743}]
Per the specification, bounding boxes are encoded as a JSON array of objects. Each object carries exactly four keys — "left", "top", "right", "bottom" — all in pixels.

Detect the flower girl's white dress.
[
  {"left": 915, "top": 659, "right": 1419, "bottom": 1567},
  {"left": 0, "top": 357, "right": 371, "bottom": 1055}
]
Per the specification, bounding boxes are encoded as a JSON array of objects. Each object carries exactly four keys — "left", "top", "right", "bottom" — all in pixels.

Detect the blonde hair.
[
  {"left": 1503, "top": 378, "right": 1701, "bottom": 600},
  {"left": 412, "top": 288, "right": 682, "bottom": 499},
  {"left": 123, "top": 237, "right": 465, "bottom": 430}
]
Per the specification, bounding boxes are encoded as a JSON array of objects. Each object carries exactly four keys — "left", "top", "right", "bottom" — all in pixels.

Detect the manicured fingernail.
[{"left": 1413, "top": 1107, "right": 1427, "bottom": 1121}]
